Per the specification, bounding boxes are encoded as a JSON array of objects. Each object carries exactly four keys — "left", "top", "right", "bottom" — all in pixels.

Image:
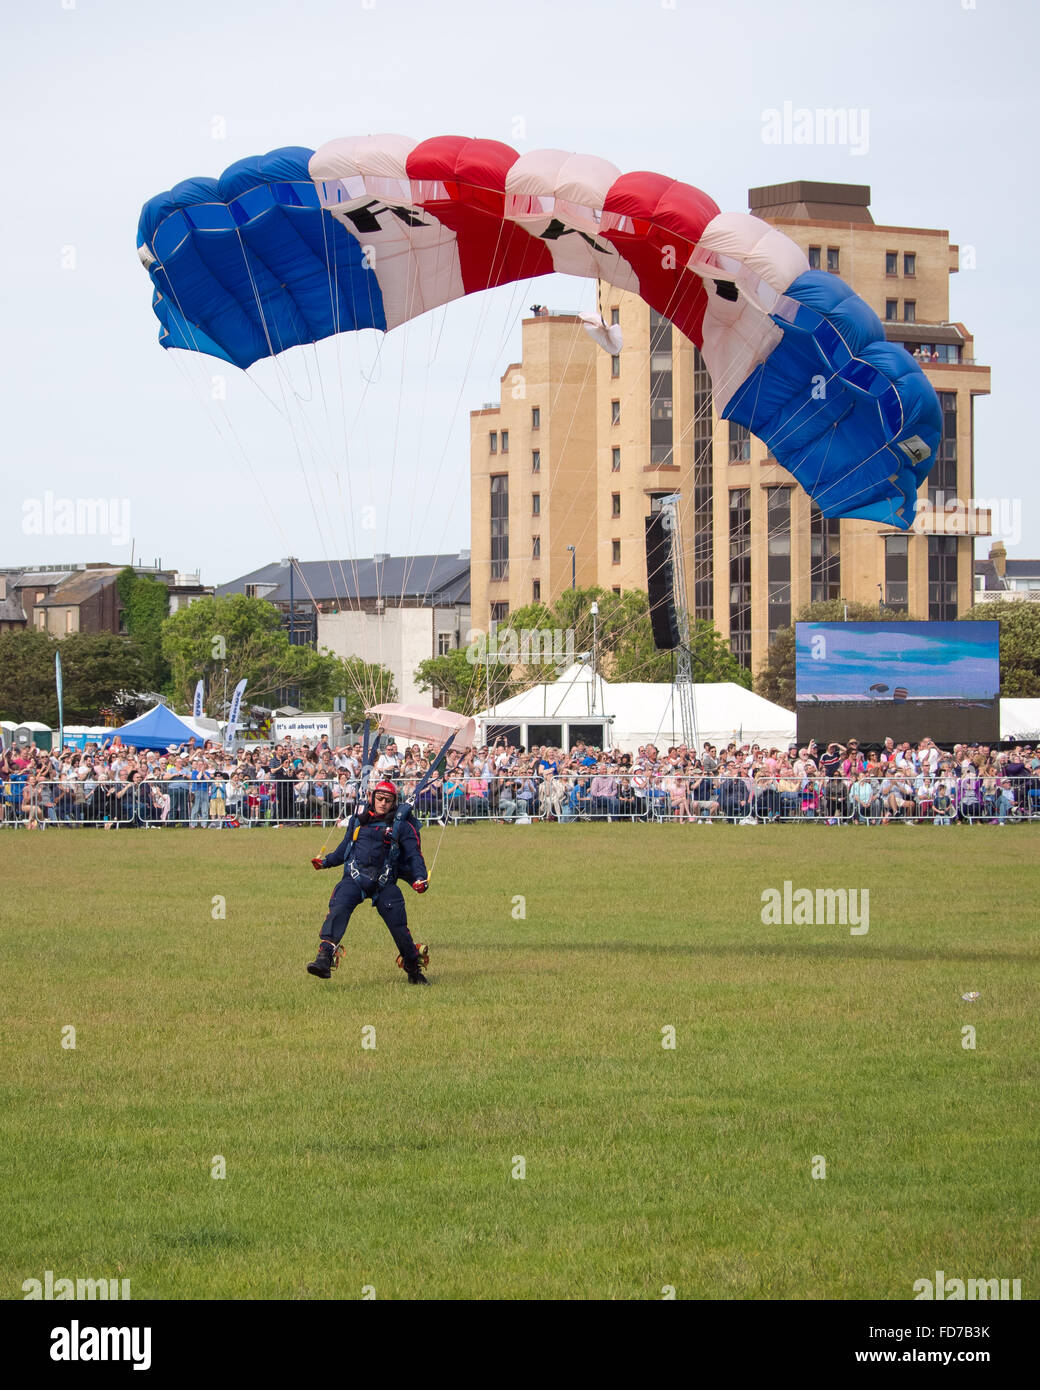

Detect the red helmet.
[{"left": 370, "top": 780, "right": 398, "bottom": 805}]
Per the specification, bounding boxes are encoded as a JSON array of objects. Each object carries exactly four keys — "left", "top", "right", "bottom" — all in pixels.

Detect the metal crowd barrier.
[{"left": 3, "top": 776, "right": 1039, "bottom": 827}]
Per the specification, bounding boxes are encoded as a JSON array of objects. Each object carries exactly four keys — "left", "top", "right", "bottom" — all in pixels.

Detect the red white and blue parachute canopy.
[{"left": 138, "top": 134, "right": 941, "bottom": 529}]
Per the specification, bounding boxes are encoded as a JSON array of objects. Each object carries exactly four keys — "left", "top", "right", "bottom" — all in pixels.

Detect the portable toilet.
[{"left": 14, "top": 722, "right": 53, "bottom": 750}]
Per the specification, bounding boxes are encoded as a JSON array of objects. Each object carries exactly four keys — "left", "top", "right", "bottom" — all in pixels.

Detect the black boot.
[
  {"left": 306, "top": 940, "right": 337, "bottom": 979},
  {"left": 399, "top": 942, "right": 430, "bottom": 984}
]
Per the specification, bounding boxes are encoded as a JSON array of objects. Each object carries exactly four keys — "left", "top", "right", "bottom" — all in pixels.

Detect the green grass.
[{"left": 1, "top": 822, "right": 1037, "bottom": 1300}]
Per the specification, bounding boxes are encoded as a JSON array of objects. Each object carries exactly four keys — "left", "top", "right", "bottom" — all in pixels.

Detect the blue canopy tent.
[{"left": 99, "top": 704, "right": 213, "bottom": 751}]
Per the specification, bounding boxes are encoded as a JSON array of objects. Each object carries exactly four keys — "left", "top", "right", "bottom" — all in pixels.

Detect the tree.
[
  {"left": 959, "top": 600, "right": 1040, "bottom": 696},
  {"left": 53, "top": 633, "right": 151, "bottom": 723},
  {"left": 116, "top": 568, "right": 170, "bottom": 690},
  {"left": 504, "top": 588, "right": 750, "bottom": 687},
  {"left": 161, "top": 593, "right": 395, "bottom": 717},
  {"left": 414, "top": 647, "right": 519, "bottom": 715},
  {"left": 0, "top": 629, "right": 151, "bottom": 724},
  {"left": 332, "top": 656, "right": 397, "bottom": 725},
  {"left": 0, "top": 629, "right": 59, "bottom": 724},
  {"left": 755, "top": 600, "right": 906, "bottom": 707}
]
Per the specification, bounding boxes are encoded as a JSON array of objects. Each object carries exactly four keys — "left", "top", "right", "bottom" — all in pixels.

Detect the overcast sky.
[{"left": 3, "top": 0, "right": 1035, "bottom": 588}]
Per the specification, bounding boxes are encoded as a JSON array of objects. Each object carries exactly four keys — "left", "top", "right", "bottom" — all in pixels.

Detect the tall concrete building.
[{"left": 470, "top": 182, "right": 991, "bottom": 673}]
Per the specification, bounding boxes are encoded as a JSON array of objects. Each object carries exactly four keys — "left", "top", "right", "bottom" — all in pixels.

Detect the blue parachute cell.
[
  {"left": 723, "top": 272, "right": 941, "bottom": 531},
  {"left": 137, "top": 148, "right": 387, "bottom": 370}
]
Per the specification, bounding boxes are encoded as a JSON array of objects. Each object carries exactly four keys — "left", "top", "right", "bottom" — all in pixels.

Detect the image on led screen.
[{"left": 794, "top": 622, "right": 1000, "bottom": 744}]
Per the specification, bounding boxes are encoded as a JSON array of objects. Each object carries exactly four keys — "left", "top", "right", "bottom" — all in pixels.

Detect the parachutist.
[{"left": 308, "top": 781, "right": 431, "bottom": 984}]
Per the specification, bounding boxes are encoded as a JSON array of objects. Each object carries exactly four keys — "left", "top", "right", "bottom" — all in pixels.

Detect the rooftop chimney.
[{"left": 989, "top": 541, "right": 1007, "bottom": 579}]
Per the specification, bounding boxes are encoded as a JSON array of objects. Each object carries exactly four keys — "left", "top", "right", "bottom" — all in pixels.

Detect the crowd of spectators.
[{"left": 3, "top": 732, "right": 1039, "bottom": 828}]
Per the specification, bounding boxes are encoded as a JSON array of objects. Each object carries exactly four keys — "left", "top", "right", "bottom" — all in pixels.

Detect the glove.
[
  {"left": 412, "top": 880, "right": 429, "bottom": 894},
  {"left": 311, "top": 857, "right": 325, "bottom": 871}
]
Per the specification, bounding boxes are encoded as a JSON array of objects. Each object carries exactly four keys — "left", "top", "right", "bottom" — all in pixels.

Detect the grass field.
[{"left": 1, "top": 822, "right": 1037, "bottom": 1301}]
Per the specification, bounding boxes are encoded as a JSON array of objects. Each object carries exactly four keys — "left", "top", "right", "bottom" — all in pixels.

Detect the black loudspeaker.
[{"left": 645, "top": 513, "right": 681, "bottom": 650}]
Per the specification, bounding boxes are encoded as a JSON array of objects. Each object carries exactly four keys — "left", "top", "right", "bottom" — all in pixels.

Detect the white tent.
[
  {"left": 476, "top": 663, "right": 795, "bottom": 754},
  {"left": 1000, "top": 699, "right": 1040, "bottom": 741}
]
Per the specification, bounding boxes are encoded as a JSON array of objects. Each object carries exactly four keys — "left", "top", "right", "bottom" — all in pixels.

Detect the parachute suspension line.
[
  {"left": 157, "top": 276, "right": 344, "bottom": 675},
  {"left": 499, "top": 267, "right": 691, "bottom": 652},
  {"left": 231, "top": 229, "right": 340, "bottom": 574},
  {"left": 313, "top": 207, "right": 368, "bottom": 615},
  {"left": 318, "top": 207, "right": 378, "bottom": 689},
  {"left": 411, "top": 272, "right": 538, "bottom": 604},
  {"left": 155, "top": 290, "right": 349, "bottom": 697},
  {"left": 504, "top": 275, "right": 761, "bottom": 678},
  {"left": 229, "top": 231, "right": 376, "bottom": 711}
]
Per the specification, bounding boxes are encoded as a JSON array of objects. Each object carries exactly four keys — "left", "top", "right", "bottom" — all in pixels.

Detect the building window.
[
  {"left": 808, "top": 246, "right": 821, "bottom": 269},
  {"left": 827, "top": 247, "right": 840, "bottom": 273},
  {"left": 810, "top": 504, "right": 841, "bottom": 603},
  {"left": 691, "top": 346, "right": 714, "bottom": 621},
  {"left": 611, "top": 399, "right": 620, "bottom": 425},
  {"left": 611, "top": 493, "right": 621, "bottom": 518},
  {"left": 490, "top": 474, "right": 509, "bottom": 581},
  {"left": 766, "top": 487, "right": 792, "bottom": 644},
  {"left": 500, "top": 429, "right": 509, "bottom": 454},
  {"left": 437, "top": 632, "right": 453, "bottom": 655},
  {"left": 611, "top": 354, "right": 620, "bottom": 378},
  {"left": 885, "top": 299, "right": 898, "bottom": 321},
  {"left": 612, "top": 539, "right": 621, "bottom": 564},
  {"left": 610, "top": 307, "right": 619, "bottom": 325},
  {"left": 649, "top": 309, "right": 673, "bottom": 464},
  {"left": 728, "top": 421, "right": 751, "bottom": 463},
  {"left": 532, "top": 449, "right": 540, "bottom": 473},
  {"left": 612, "top": 585, "right": 621, "bottom": 596},
  {"left": 903, "top": 300, "right": 916, "bottom": 323},
  {"left": 531, "top": 407, "right": 540, "bottom": 429},
  {"left": 611, "top": 446, "right": 621, "bottom": 471},
  {"left": 930, "top": 392, "right": 957, "bottom": 503},
  {"left": 533, "top": 580, "right": 541, "bottom": 602},
  {"left": 884, "top": 535, "right": 909, "bottom": 610},
  {"left": 886, "top": 251, "right": 898, "bottom": 276},
  {"left": 532, "top": 535, "right": 540, "bottom": 559},
  {"left": 903, "top": 252, "right": 916, "bottom": 277},
  {"left": 489, "top": 431, "right": 497, "bottom": 453},
  {"left": 729, "top": 488, "right": 752, "bottom": 669},
  {"left": 928, "top": 535, "right": 958, "bottom": 620},
  {"left": 532, "top": 492, "right": 540, "bottom": 516},
  {"left": 490, "top": 601, "right": 509, "bottom": 627}
]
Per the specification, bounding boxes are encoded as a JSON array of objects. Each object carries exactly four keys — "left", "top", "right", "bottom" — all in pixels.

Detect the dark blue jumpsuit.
[{"left": 318, "top": 808, "right": 428, "bottom": 967}]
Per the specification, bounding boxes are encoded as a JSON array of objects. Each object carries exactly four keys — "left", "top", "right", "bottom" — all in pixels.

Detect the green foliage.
[
  {"left": 160, "top": 594, "right": 394, "bottom": 716},
  {"left": 117, "top": 568, "right": 170, "bottom": 689},
  {"left": 0, "top": 629, "right": 60, "bottom": 724},
  {"left": 504, "top": 588, "right": 749, "bottom": 687},
  {"left": 960, "top": 600, "right": 1040, "bottom": 696},
  {"left": 334, "top": 657, "right": 397, "bottom": 724},
  {"left": 58, "top": 633, "right": 151, "bottom": 723},
  {"left": 0, "top": 629, "right": 150, "bottom": 724},
  {"left": 755, "top": 600, "right": 905, "bottom": 707},
  {"left": 414, "top": 647, "right": 518, "bottom": 716}
]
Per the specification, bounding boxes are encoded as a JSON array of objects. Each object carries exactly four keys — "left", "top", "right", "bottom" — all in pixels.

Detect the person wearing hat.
[{"left": 306, "top": 780, "right": 431, "bottom": 983}]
